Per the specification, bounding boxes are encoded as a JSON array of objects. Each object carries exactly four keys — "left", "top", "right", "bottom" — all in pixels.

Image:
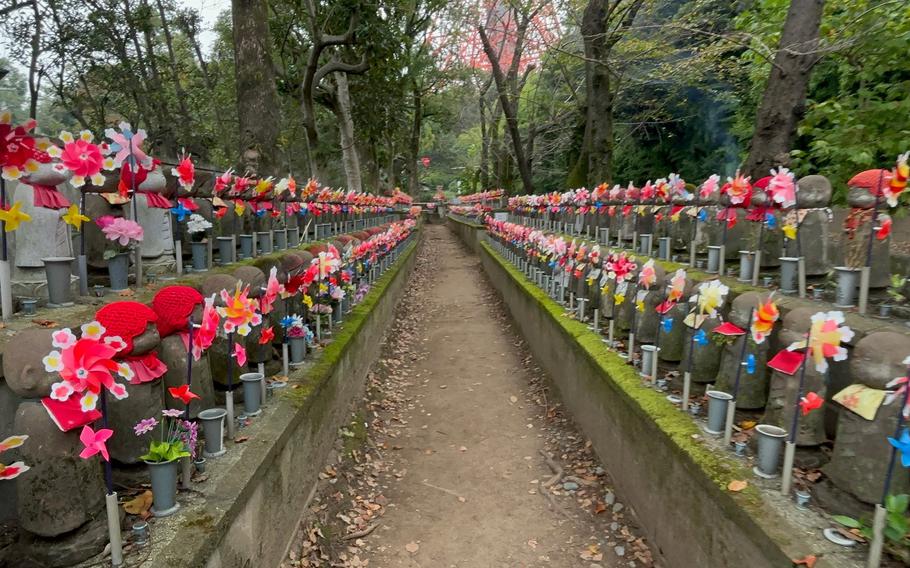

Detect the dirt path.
[{"left": 282, "top": 224, "right": 654, "bottom": 568}]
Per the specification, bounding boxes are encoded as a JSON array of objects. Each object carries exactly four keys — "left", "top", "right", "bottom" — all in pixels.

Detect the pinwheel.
[
  {"left": 692, "top": 280, "right": 728, "bottom": 318},
  {"left": 217, "top": 284, "right": 262, "bottom": 336},
  {"left": 43, "top": 322, "right": 131, "bottom": 412},
  {"left": 213, "top": 168, "right": 234, "bottom": 194},
  {"left": 172, "top": 153, "right": 195, "bottom": 191},
  {"left": 0, "top": 201, "right": 31, "bottom": 232},
  {"left": 105, "top": 122, "right": 152, "bottom": 171},
  {"left": 637, "top": 259, "right": 657, "bottom": 290},
  {"left": 78, "top": 425, "right": 113, "bottom": 462},
  {"left": 751, "top": 295, "right": 779, "bottom": 344},
  {"left": 0, "top": 113, "right": 43, "bottom": 180},
  {"left": 192, "top": 295, "right": 220, "bottom": 361},
  {"left": 61, "top": 204, "right": 90, "bottom": 230},
  {"left": 260, "top": 267, "right": 281, "bottom": 315},
  {"left": 48, "top": 130, "right": 114, "bottom": 187},
  {"left": 168, "top": 385, "right": 200, "bottom": 405},
  {"left": 699, "top": 174, "right": 720, "bottom": 200},
  {"left": 766, "top": 167, "right": 797, "bottom": 209},
  {"left": 884, "top": 152, "right": 908, "bottom": 208},
  {"left": 800, "top": 392, "right": 824, "bottom": 416}
]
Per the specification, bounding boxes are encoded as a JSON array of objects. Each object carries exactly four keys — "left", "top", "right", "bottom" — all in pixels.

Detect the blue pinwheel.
[
  {"left": 888, "top": 428, "right": 910, "bottom": 468},
  {"left": 694, "top": 329, "right": 708, "bottom": 346},
  {"left": 170, "top": 202, "right": 191, "bottom": 221},
  {"left": 661, "top": 316, "right": 673, "bottom": 333},
  {"left": 764, "top": 212, "right": 777, "bottom": 229},
  {"left": 745, "top": 353, "right": 756, "bottom": 375},
  {"left": 697, "top": 209, "right": 708, "bottom": 222},
  {"left": 255, "top": 209, "right": 267, "bottom": 218}
]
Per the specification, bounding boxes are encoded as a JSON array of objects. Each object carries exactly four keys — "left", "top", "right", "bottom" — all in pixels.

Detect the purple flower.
[
  {"left": 133, "top": 417, "right": 158, "bottom": 436},
  {"left": 162, "top": 409, "right": 184, "bottom": 418},
  {"left": 178, "top": 419, "right": 199, "bottom": 458}
]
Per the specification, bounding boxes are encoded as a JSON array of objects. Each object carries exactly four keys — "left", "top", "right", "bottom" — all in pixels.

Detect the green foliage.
[
  {"left": 833, "top": 494, "right": 910, "bottom": 547},
  {"left": 140, "top": 440, "right": 191, "bottom": 463}
]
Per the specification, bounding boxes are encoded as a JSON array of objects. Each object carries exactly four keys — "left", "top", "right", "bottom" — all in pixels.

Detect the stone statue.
[
  {"left": 782, "top": 175, "right": 833, "bottom": 276},
  {"left": 713, "top": 291, "right": 774, "bottom": 409}
]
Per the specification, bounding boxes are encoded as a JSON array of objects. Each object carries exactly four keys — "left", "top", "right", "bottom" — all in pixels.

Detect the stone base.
[
  {"left": 10, "top": 273, "right": 80, "bottom": 307},
  {"left": 2, "top": 511, "right": 111, "bottom": 568}
]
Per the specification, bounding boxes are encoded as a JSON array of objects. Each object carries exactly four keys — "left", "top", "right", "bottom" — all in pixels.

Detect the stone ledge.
[
  {"left": 473, "top": 235, "right": 865, "bottom": 568},
  {"left": 143, "top": 236, "right": 419, "bottom": 568}
]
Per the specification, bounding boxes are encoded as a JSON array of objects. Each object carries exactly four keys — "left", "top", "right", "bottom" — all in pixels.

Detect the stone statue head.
[
  {"left": 795, "top": 175, "right": 832, "bottom": 208},
  {"left": 2, "top": 328, "right": 58, "bottom": 397}
]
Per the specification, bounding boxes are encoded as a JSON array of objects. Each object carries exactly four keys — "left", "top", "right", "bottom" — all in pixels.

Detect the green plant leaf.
[
  {"left": 886, "top": 493, "right": 909, "bottom": 515},
  {"left": 832, "top": 515, "right": 862, "bottom": 529}
]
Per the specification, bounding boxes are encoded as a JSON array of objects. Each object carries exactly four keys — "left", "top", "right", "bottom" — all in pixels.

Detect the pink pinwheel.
[
  {"left": 313, "top": 249, "right": 341, "bottom": 281},
  {"left": 700, "top": 174, "right": 720, "bottom": 200},
  {"left": 260, "top": 267, "right": 281, "bottom": 315},
  {"left": 0, "top": 435, "right": 29, "bottom": 480},
  {"left": 605, "top": 252, "right": 637, "bottom": 282},
  {"left": 213, "top": 168, "right": 233, "bottom": 194},
  {"left": 787, "top": 311, "right": 854, "bottom": 374},
  {"left": 799, "top": 392, "right": 824, "bottom": 416},
  {"left": 217, "top": 284, "right": 261, "bottom": 336},
  {"left": 767, "top": 167, "right": 796, "bottom": 208},
  {"left": 101, "top": 218, "right": 144, "bottom": 246},
  {"left": 638, "top": 259, "right": 657, "bottom": 290},
  {"left": 233, "top": 342, "right": 247, "bottom": 367},
  {"left": 192, "top": 296, "right": 221, "bottom": 360},
  {"left": 49, "top": 131, "right": 114, "bottom": 187},
  {"left": 44, "top": 322, "right": 132, "bottom": 411},
  {"left": 666, "top": 268, "right": 687, "bottom": 303},
  {"left": 0, "top": 113, "right": 42, "bottom": 181},
  {"left": 105, "top": 122, "right": 152, "bottom": 170},
  {"left": 172, "top": 153, "right": 195, "bottom": 191},
  {"left": 78, "top": 426, "right": 113, "bottom": 462}
]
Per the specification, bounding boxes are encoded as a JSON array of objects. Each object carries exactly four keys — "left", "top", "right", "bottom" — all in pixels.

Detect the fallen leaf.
[
  {"left": 117, "top": 289, "right": 135, "bottom": 297},
  {"left": 405, "top": 542, "right": 419, "bottom": 554},
  {"left": 739, "top": 420, "right": 757, "bottom": 430},
  {"left": 792, "top": 554, "right": 817, "bottom": 567},
  {"left": 234, "top": 436, "right": 250, "bottom": 443},
  {"left": 31, "top": 319, "right": 58, "bottom": 328},
  {"left": 727, "top": 480, "right": 748, "bottom": 492},
  {"left": 593, "top": 501, "right": 607, "bottom": 514},
  {"left": 123, "top": 490, "right": 153, "bottom": 515}
]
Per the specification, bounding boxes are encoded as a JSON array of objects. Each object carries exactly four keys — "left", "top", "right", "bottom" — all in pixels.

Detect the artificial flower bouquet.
[
  {"left": 186, "top": 213, "right": 212, "bottom": 243},
  {"left": 96, "top": 216, "right": 144, "bottom": 260},
  {"left": 134, "top": 410, "right": 194, "bottom": 463}
]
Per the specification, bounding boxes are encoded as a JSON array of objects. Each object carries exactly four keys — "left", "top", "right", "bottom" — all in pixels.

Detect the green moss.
[
  {"left": 181, "top": 513, "right": 216, "bottom": 532},
  {"left": 481, "top": 239, "right": 759, "bottom": 501}
]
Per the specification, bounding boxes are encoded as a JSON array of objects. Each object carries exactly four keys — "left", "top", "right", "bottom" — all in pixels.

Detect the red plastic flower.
[
  {"left": 721, "top": 172, "right": 752, "bottom": 207},
  {"left": 173, "top": 154, "right": 195, "bottom": 191},
  {"left": 51, "top": 131, "right": 113, "bottom": 187},
  {"left": 168, "top": 384, "right": 200, "bottom": 405},
  {"left": 259, "top": 326, "right": 275, "bottom": 344},
  {"left": 192, "top": 296, "right": 221, "bottom": 361},
  {"left": 260, "top": 267, "right": 281, "bottom": 315},
  {"left": 799, "top": 392, "right": 824, "bottom": 416}
]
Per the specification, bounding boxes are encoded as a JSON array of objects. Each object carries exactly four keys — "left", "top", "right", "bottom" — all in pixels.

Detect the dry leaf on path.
[
  {"left": 792, "top": 554, "right": 817, "bottom": 567},
  {"left": 405, "top": 542, "right": 419, "bottom": 554},
  {"left": 727, "top": 480, "right": 748, "bottom": 492},
  {"left": 123, "top": 490, "right": 153, "bottom": 515},
  {"left": 117, "top": 289, "right": 135, "bottom": 297},
  {"left": 234, "top": 436, "right": 250, "bottom": 443}
]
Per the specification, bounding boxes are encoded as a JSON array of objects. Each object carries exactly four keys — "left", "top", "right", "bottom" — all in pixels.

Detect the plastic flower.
[
  {"left": 134, "top": 417, "right": 159, "bottom": 435},
  {"left": 172, "top": 153, "right": 195, "bottom": 191},
  {"left": 888, "top": 428, "right": 910, "bottom": 468},
  {"left": 280, "top": 314, "right": 303, "bottom": 329},
  {"left": 721, "top": 171, "right": 752, "bottom": 206},
  {"left": 170, "top": 202, "right": 191, "bottom": 222},
  {"left": 667, "top": 269, "right": 686, "bottom": 303},
  {"left": 0, "top": 113, "right": 42, "bottom": 180},
  {"left": 217, "top": 283, "right": 261, "bottom": 336},
  {"left": 102, "top": 218, "right": 144, "bottom": 246},
  {"left": 258, "top": 326, "right": 275, "bottom": 344},
  {"left": 61, "top": 204, "right": 90, "bottom": 231},
  {"left": 638, "top": 259, "right": 657, "bottom": 290},
  {"left": 884, "top": 152, "right": 908, "bottom": 208},
  {"left": 767, "top": 167, "right": 796, "bottom": 208},
  {"left": 0, "top": 202, "right": 32, "bottom": 232},
  {"left": 260, "top": 267, "right": 281, "bottom": 315},
  {"left": 605, "top": 252, "right": 637, "bottom": 282},
  {"left": 78, "top": 426, "right": 113, "bottom": 462},
  {"left": 700, "top": 174, "right": 720, "bottom": 200},
  {"left": 693, "top": 280, "right": 729, "bottom": 318},
  {"left": 192, "top": 296, "right": 220, "bottom": 360},
  {"left": 233, "top": 342, "right": 247, "bottom": 366},
  {"left": 788, "top": 311, "right": 854, "bottom": 374},
  {"left": 162, "top": 409, "right": 184, "bottom": 418},
  {"left": 800, "top": 392, "right": 824, "bottom": 416},
  {"left": 213, "top": 168, "right": 233, "bottom": 194},
  {"left": 168, "top": 385, "right": 200, "bottom": 405},
  {"left": 186, "top": 214, "right": 212, "bottom": 235},
  {"left": 751, "top": 295, "right": 779, "bottom": 344},
  {"left": 0, "top": 435, "right": 29, "bottom": 480},
  {"left": 51, "top": 130, "right": 113, "bottom": 187}
]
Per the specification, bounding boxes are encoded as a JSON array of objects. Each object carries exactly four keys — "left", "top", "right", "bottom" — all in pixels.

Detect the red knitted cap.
[
  {"left": 151, "top": 286, "right": 204, "bottom": 338},
  {"left": 95, "top": 301, "right": 159, "bottom": 355}
]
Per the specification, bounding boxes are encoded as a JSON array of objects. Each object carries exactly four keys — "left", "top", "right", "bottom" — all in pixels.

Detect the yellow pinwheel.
[
  {"left": 0, "top": 202, "right": 32, "bottom": 232},
  {"left": 61, "top": 204, "right": 90, "bottom": 231}
]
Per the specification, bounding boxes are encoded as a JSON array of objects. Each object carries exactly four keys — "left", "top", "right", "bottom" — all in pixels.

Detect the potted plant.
[
  {"left": 134, "top": 410, "right": 193, "bottom": 517},
  {"left": 835, "top": 211, "right": 869, "bottom": 308},
  {"left": 98, "top": 216, "right": 144, "bottom": 291},
  {"left": 882, "top": 274, "right": 909, "bottom": 317},
  {"left": 186, "top": 214, "right": 212, "bottom": 271}
]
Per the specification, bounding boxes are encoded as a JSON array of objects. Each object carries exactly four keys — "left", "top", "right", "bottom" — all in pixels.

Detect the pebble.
[
  {"left": 610, "top": 522, "right": 619, "bottom": 531},
  {"left": 614, "top": 545, "right": 626, "bottom": 557},
  {"left": 562, "top": 481, "right": 579, "bottom": 491},
  {"left": 612, "top": 502, "right": 624, "bottom": 514},
  {"left": 604, "top": 491, "right": 615, "bottom": 505}
]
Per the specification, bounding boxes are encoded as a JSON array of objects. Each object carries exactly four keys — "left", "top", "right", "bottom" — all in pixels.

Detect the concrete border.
[
  {"left": 141, "top": 236, "right": 420, "bottom": 568},
  {"left": 470, "top": 232, "right": 806, "bottom": 567}
]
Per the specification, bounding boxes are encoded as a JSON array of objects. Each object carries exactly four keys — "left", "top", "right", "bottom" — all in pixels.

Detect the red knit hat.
[
  {"left": 151, "top": 286, "right": 204, "bottom": 338},
  {"left": 95, "top": 301, "right": 159, "bottom": 355}
]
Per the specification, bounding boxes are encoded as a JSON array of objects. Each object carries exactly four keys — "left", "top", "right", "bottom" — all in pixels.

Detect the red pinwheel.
[
  {"left": 78, "top": 426, "right": 113, "bottom": 462},
  {"left": 168, "top": 384, "right": 200, "bottom": 405},
  {"left": 258, "top": 326, "right": 275, "bottom": 345},
  {"left": 799, "top": 392, "right": 824, "bottom": 416}
]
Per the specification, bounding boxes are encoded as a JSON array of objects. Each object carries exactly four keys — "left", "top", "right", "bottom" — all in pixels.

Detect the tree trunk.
[
  {"left": 742, "top": 0, "right": 825, "bottom": 178},
  {"left": 479, "top": 92, "right": 489, "bottom": 189},
  {"left": 27, "top": 0, "right": 40, "bottom": 119},
  {"left": 478, "top": 26, "right": 534, "bottom": 194},
  {"left": 155, "top": 0, "right": 192, "bottom": 132},
  {"left": 332, "top": 71, "right": 363, "bottom": 192},
  {"left": 408, "top": 86, "right": 422, "bottom": 196},
  {"left": 232, "top": 0, "right": 281, "bottom": 176}
]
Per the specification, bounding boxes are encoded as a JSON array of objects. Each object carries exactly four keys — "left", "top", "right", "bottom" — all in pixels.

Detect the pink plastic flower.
[
  {"left": 700, "top": 174, "right": 720, "bottom": 200},
  {"left": 102, "top": 218, "right": 144, "bottom": 246},
  {"left": 217, "top": 284, "right": 260, "bottom": 336},
  {"left": 134, "top": 417, "right": 159, "bottom": 435},
  {"left": 638, "top": 259, "right": 657, "bottom": 289},
  {"left": 192, "top": 296, "right": 221, "bottom": 361},
  {"left": 94, "top": 215, "right": 116, "bottom": 229},
  {"left": 78, "top": 426, "right": 113, "bottom": 462},
  {"left": 260, "top": 267, "right": 281, "bottom": 315},
  {"left": 233, "top": 342, "right": 247, "bottom": 367}
]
